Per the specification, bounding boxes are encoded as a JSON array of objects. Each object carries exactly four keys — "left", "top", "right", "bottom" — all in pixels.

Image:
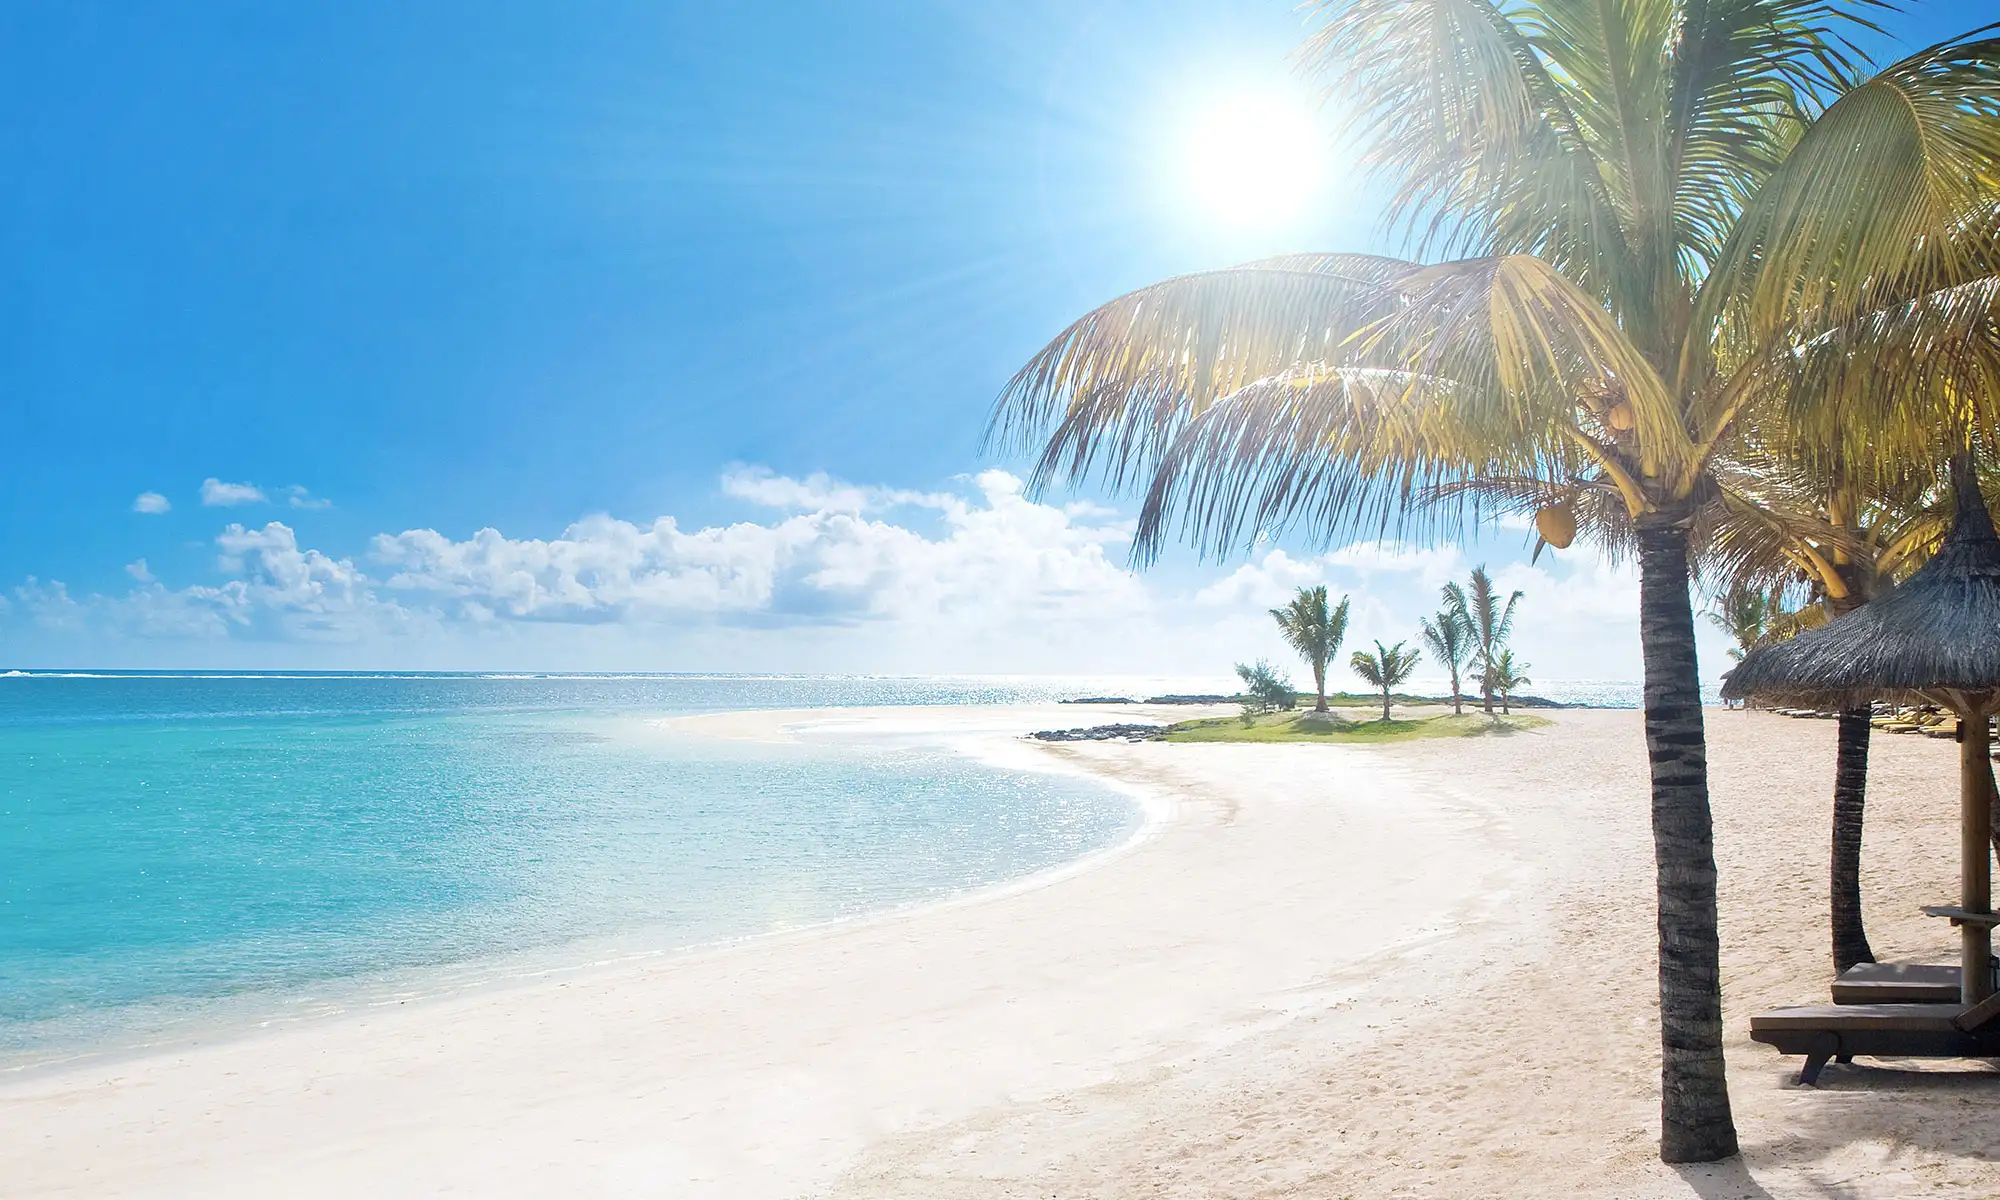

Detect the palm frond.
[
  {"left": 1699, "top": 28, "right": 2000, "bottom": 335},
  {"left": 990, "top": 254, "right": 1421, "bottom": 495}
]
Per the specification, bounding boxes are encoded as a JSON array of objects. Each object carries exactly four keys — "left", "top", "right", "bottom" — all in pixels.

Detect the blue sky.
[{"left": 0, "top": 1, "right": 1983, "bottom": 677}]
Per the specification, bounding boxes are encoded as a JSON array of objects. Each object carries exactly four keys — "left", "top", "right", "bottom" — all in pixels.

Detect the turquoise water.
[{"left": 0, "top": 674, "right": 1150, "bottom": 1063}]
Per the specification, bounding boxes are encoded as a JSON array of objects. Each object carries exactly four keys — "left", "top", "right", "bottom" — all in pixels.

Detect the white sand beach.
[{"left": 4, "top": 704, "right": 1999, "bottom": 1197}]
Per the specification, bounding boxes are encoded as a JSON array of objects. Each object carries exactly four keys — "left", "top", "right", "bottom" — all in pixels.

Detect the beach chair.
[
  {"left": 1831, "top": 962, "right": 1961, "bottom": 1004},
  {"left": 1750, "top": 994, "right": 2000, "bottom": 1084}
]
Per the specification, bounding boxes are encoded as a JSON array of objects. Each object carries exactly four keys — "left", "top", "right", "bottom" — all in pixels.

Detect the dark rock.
[
  {"left": 1496, "top": 694, "right": 1567, "bottom": 709},
  {"left": 1141, "top": 694, "right": 1235, "bottom": 705},
  {"left": 1060, "top": 696, "right": 1137, "bottom": 705},
  {"left": 1030, "top": 724, "right": 1166, "bottom": 743}
]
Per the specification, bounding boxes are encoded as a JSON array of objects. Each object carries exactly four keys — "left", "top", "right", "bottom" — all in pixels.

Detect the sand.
[{"left": 3, "top": 704, "right": 1997, "bottom": 1197}]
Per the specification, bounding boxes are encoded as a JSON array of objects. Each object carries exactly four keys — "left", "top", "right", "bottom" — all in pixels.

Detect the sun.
[{"left": 1175, "top": 89, "right": 1330, "bottom": 234}]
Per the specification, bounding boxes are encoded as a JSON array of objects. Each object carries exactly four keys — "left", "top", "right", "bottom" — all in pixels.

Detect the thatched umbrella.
[{"left": 1723, "top": 455, "right": 2000, "bottom": 1005}]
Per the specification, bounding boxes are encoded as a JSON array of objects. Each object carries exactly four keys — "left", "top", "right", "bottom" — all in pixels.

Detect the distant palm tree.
[
  {"left": 1270, "top": 586, "right": 1350, "bottom": 712},
  {"left": 1490, "top": 650, "right": 1532, "bottom": 715},
  {"left": 1351, "top": 640, "right": 1421, "bottom": 722},
  {"left": 1443, "top": 568, "right": 1522, "bottom": 714},
  {"left": 1420, "top": 608, "right": 1472, "bottom": 715},
  {"left": 1706, "top": 583, "right": 1783, "bottom": 662}
]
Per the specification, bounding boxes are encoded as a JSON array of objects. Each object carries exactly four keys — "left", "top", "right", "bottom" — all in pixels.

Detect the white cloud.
[
  {"left": 132, "top": 491, "right": 171, "bottom": 514},
  {"left": 1193, "top": 542, "right": 1465, "bottom": 609},
  {"left": 1323, "top": 540, "right": 1466, "bottom": 591},
  {"left": 721, "top": 466, "right": 875, "bottom": 513},
  {"left": 14, "top": 579, "right": 80, "bottom": 629},
  {"left": 719, "top": 464, "right": 949, "bottom": 514},
  {"left": 369, "top": 469, "right": 1137, "bottom": 629},
  {"left": 192, "top": 522, "right": 403, "bottom": 640},
  {"left": 201, "top": 479, "right": 267, "bottom": 507},
  {"left": 284, "top": 485, "right": 332, "bottom": 510},
  {"left": 1193, "top": 549, "right": 1325, "bottom": 608},
  {"left": 18, "top": 525, "right": 407, "bottom": 644},
  {"left": 374, "top": 515, "right": 807, "bottom": 622},
  {"left": 807, "top": 470, "right": 1141, "bottom": 624}
]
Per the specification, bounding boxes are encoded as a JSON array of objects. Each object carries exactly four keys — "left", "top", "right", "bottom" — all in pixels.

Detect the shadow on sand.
[
  {"left": 1672, "top": 1157, "right": 1777, "bottom": 1200},
  {"left": 1671, "top": 1062, "right": 2000, "bottom": 1198}
]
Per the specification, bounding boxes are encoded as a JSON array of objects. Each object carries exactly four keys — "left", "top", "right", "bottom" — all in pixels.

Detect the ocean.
[{"left": 0, "top": 671, "right": 1671, "bottom": 1067}]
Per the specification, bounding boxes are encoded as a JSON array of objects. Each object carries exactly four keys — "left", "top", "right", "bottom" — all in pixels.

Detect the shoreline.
[
  {"left": 0, "top": 701, "right": 1539, "bottom": 1197},
  {"left": 2, "top": 703, "right": 1182, "bottom": 1082}
]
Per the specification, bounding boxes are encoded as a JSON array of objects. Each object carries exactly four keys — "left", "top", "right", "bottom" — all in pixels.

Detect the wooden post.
[{"left": 1963, "top": 703, "right": 1994, "bottom": 1005}]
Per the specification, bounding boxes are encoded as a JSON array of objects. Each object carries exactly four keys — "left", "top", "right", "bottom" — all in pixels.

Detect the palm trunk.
[
  {"left": 1635, "top": 515, "right": 1737, "bottom": 1164},
  {"left": 1451, "top": 667, "right": 1463, "bottom": 715},
  {"left": 1313, "top": 661, "right": 1328, "bottom": 713},
  {"left": 1481, "top": 663, "right": 1494, "bottom": 714},
  {"left": 1501, "top": 692, "right": 1510, "bottom": 715},
  {"left": 1380, "top": 688, "right": 1391, "bottom": 721},
  {"left": 1830, "top": 707, "right": 1875, "bottom": 973}
]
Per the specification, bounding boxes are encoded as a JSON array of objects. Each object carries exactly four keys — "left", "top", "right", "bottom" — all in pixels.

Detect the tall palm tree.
[
  {"left": 1444, "top": 568, "right": 1522, "bottom": 714},
  {"left": 1351, "top": 639, "right": 1421, "bottom": 721},
  {"left": 1270, "top": 585, "right": 1350, "bottom": 712},
  {"left": 1420, "top": 606, "right": 1472, "bottom": 714},
  {"left": 994, "top": 3, "right": 2000, "bottom": 1160},
  {"left": 1490, "top": 649, "right": 1532, "bottom": 715}
]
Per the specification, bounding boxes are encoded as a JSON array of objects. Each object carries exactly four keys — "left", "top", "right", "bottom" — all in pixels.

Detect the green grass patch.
[{"left": 1163, "top": 710, "right": 1550, "bottom": 744}]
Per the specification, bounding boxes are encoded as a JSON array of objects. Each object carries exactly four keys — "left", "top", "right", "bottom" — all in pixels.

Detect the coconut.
[
  {"left": 1607, "top": 403, "right": 1636, "bottom": 431},
  {"left": 1535, "top": 501, "right": 1577, "bottom": 549}
]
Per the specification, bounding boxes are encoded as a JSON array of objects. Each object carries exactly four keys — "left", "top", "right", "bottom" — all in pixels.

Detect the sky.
[{"left": 0, "top": 1, "right": 1984, "bottom": 680}]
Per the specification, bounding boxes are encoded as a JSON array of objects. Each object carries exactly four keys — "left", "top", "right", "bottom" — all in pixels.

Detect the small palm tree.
[
  {"left": 1270, "top": 586, "right": 1350, "bottom": 712},
  {"left": 1420, "top": 608, "right": 1472, "bottom": 715},
  {"left": 1490, "top": 650, "right": 1532, "bottom": 715},
  {"left": 1443, "top": 569, "right": 1523, "bottom": 714},
  {"left": 1706, "top": 583, "right": 1782, "bottom": 662},
  {"left": 1350, "top": 640, "right": 1421, "bottom": 722}
]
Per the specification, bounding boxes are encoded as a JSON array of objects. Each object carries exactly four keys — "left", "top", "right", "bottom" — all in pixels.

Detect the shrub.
[{"left": 1234, "top": 660, "right": 1297, "bottom": 717}]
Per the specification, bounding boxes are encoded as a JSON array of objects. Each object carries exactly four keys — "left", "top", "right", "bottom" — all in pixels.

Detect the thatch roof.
[{"left": 1722, "top": 457, "right": 2000, "bottom": 707}]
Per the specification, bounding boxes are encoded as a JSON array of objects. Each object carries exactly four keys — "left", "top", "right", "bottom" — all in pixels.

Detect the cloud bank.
[{"left": 6, "top": 467, "right": 1712, "bottom": 678}]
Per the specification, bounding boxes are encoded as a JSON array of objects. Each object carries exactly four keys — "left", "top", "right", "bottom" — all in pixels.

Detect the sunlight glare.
[{"left": 1175, "top": 89, "right": 1329, "bottom": 233}]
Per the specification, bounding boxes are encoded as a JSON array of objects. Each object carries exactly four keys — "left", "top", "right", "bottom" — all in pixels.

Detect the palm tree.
[
  {"left": 1351, "top": 639, "right": 1421, "bottom": 721},
  {"left": 1705, "top": 583, "right": 1783, "bottom": 663},
  {"left": 1708, "top": 452, "right": 1987, "bottom": 973},
  {"left": 1420, "top": 607, "right": 1472, "bottom": 715},
  {"left": 1444, "top": 569, "right": 1522, "bottom": 714},
  {"left": 1490, "top": 650, "right": 1532, "bottom": 715},
  {"left": 1270, "top": 586, "right": 1350, "bottom": 712},
  {"left": 993, "top": 5, "right": 2000, "bottom": 1160}
]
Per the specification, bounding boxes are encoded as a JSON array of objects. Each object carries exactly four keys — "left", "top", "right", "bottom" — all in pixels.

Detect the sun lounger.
[
  {"left": 1750, "top": 997, "right": 2000, "bottom": 1084},
  {"left": 1831, "top": 962, "right": 1961, "bottom": 1004}
]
